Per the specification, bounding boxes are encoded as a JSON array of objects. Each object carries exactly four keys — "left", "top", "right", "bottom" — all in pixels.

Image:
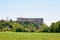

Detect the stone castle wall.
[{"left": 16, "top": 18, "right": 43, "bottom": 25}]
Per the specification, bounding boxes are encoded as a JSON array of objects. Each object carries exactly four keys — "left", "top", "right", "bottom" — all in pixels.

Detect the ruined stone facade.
[{"left": 16, "top": 18, "right": 43, "bottom": 25}]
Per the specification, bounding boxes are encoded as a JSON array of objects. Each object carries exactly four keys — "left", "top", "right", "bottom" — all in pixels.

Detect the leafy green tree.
[
  {"left": 50, "top": 23, "right": 56, "bottom": 32},
  {"left": 55, "top": 21, "right": 60, "bottom": 32},
  {"left": 0, "top": 24, "right": 3, "bottom": 31},
  {"left": 15, "top": 27, "right": 23, "bottom": 32},
  {"left": 22, "top": 28, "right": 30, "bottom": 32},
  {"left": 39, "top": 23, "right": 49, "bottom": 32},
  {"left": 10, "top": 19, "right": 13, "bottom": 22}
]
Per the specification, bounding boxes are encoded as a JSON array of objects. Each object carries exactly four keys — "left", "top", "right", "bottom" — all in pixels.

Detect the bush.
[{"left": 15, "top": 28, "right": 22, "bottom": 32}]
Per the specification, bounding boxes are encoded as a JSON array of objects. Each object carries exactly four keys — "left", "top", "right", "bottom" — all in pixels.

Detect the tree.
[
  {"left": 15, "top": 27, "right": 22, "bottom": 32},
  {"left": 39, "top": 23, "right": 49, "bottom": 32},
  {"left": 50, "top": 23, "right": 56, "bottom": 32},
  {"left": 55, "top": 21, "right": 60, "bottom": 32},
  {"left": 10, "top": 19, "right": 13, "bottom": 22},
  {"left": 0, "top": 24, "right": 3, "bottom": 31}
]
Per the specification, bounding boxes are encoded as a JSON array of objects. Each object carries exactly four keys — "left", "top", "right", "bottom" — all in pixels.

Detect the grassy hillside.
[{"left": 0, "top": 32, "right": 60, "bottom": 40}]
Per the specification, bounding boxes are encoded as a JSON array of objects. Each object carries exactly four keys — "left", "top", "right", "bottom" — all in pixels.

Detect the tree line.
[{"left": 0, "top": 19, "right": 60, "bottom": 33}]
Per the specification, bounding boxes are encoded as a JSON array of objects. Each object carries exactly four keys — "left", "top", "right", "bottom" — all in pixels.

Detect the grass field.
[{"left": 0, "top": 32, "right": 60, "bottom": 40}]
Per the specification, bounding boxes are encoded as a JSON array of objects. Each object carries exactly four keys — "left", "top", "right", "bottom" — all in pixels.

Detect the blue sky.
[{"left": 0, "top": 0, "right": 60, "bottom": 26}]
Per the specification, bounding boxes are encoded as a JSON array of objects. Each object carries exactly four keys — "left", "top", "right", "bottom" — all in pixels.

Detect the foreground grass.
[{"left": 0, "top": 32, "right": 60, "bottom": 40}]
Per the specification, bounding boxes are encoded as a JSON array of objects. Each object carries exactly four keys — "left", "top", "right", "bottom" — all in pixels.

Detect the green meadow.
[{"left": 0, "top": 32, "right": 60, "bottom": 40}]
